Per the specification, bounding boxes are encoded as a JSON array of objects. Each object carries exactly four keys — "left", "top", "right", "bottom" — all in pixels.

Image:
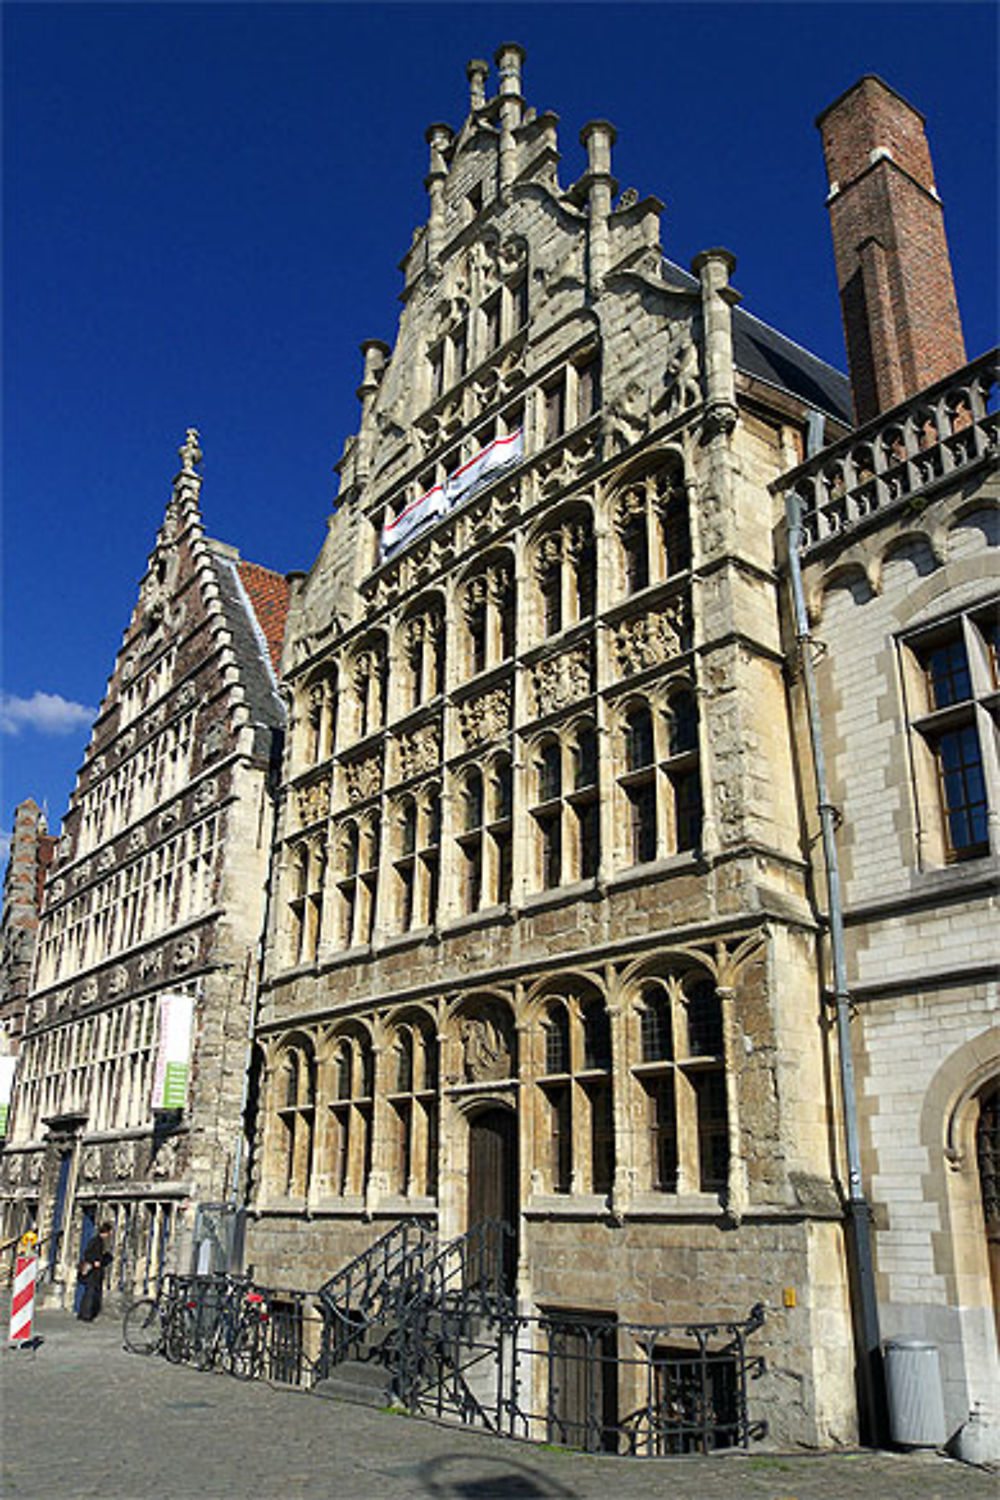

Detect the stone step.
[{"left": 312, "top": 1360, "right": 396, "bottom": 1408}]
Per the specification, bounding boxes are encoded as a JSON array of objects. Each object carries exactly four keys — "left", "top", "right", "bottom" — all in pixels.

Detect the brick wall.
[{"left": 817, "top": 75, "right": 966, "bottom": 422}]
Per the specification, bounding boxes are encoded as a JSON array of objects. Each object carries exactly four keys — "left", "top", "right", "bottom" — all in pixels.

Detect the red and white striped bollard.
[{"left": 9, "top": 1232, "right": 39, "bottom": 1345}]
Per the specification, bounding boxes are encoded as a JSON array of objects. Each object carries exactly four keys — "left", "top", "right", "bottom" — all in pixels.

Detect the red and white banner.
[
  {"left": 379, "top": 482, "right": 447, "bottom": 560},
  {"left": 9, "top": 1252, "right": 37, "bottom": 1343},
  {"left": 444, "top": 428, "right": 524, "bottom": 508},
  {"left": 379, "top": 429, "right": 524, "bottom": 561}
]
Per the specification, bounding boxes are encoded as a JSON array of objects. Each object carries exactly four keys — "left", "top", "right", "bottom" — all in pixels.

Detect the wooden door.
[{"left": 467, "top": 1106, "right": 517, "bottom": 1288}]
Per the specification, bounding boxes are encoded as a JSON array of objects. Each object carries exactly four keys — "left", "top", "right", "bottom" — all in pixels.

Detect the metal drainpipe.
[{"left": 785, "top": 486, "right": 887, "bottom": 1447}]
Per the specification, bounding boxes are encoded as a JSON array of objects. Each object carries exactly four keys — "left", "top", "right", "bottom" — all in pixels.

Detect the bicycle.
[{"left": 122, "top": 1274, "right": 189, "bottom": 1357}]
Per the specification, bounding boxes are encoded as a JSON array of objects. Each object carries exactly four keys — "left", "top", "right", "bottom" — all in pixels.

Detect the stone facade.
[
  {"left": 775, "top": 352, "right": 999, "bottom": 1456},
  {"left": 0, "top": 432, "right": 289, "bottom": 1300},
  {"left": 0, "top": 799, "right": 56, "bottom": 1047},
  {"left": 245, "top": 48, "right": 862, "bottom": 1447}
]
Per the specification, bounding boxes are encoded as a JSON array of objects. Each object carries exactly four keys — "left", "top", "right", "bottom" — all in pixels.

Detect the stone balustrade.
[{"left": 777, "top": 349, "right": 998, "bottom": 555}]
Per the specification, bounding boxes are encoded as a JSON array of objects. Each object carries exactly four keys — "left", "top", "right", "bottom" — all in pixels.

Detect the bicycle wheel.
[
  {"left": 229, "top": 1319, "right": 264, "bottom": 1381},
  {"left": 122, "top": 1297, "right": 162, "bottom": 1356},
  {"left": 164, "top": 1303, "right": 194, "bottom": 1364}
]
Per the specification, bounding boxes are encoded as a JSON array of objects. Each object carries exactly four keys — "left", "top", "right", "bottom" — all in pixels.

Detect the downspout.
[{"left": 785, "top": 479, "right": 886, "bottom": 1446}]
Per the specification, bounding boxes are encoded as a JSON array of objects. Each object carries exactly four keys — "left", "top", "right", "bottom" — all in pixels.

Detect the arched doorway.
[
  {"left": 467, "top": 1105, "right": 517, "bottom": 1290},
  {"left": 976, "top": 1083, "right": 1000, "bottom": 1344}
]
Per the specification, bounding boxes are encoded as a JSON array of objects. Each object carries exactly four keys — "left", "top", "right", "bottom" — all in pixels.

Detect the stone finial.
[
  {"left": 359, "top": 339, "right": 391, "bottom": 390},
  {"left": 494, "top": 42, "right": 526, "bottom": 98},
  {"left": 580, "top": 119, "right": 617, "bottom": 178},
  {"left": 178, "top": 428, "right": 202, "bottom": 474},
  {"left": 425, "top": 122, "right": 453, "bottom": 177},
  {"left": 466, "top": 58, "right": 489, "bottom": 111}
]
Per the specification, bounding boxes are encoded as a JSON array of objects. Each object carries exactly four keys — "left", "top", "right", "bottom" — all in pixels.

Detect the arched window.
[
  {"left": 335, "top": 815, "right": 378, "bottom": 949},
  {"left": 327, "top": 1033, "right": 374, "bottom": 1198},
  {"left": 533, "top": 514, "right": 595, "bottom": 641},
  {"left": 300, "top": 669, "right": 337, "bottom": 767},
  {"left": 664, "top": 690, "right": 702, "bottom": 853},
  {"left": 386, "top": 1019, "right": 439, "bottom": 1199},
  {"left": 631, "top": 970, "right": 728, "bottom": 1197},
  {"left": 536, "top": 991, "right": 615, "bottom": 1197},
  {"left": 272, "top": 1041, "right": 315, "bottom": 1199}
]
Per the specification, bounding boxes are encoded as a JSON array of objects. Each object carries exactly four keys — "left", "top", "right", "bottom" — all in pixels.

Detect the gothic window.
[
  {"left": 429, "top": 342, "right": 445, "bottom": 401},
  {"left": 350, "top": 641, "right": 387, "bottom": 741},
  {"left": 617, "top": 693, "right": 702, "bottom": 867},
  {"left": 300, "top": 669, "right": 337, "bottom": 767},
  {"left": 273, "top": 1039, "right": 316, "bottom": 1200},
  {"left": 901, "top": 606, "right": 998, "bottom": 863},
  {"left": 544, "top": 376, "right": 566, "bottom": 446},
  {"left": 392, "top": 787, "right": 439, "bottom": 933},
  {"left": 327, "top": 1033, "right": 374, "bottom": 1197},
  {"left": 621, "top": 704, "right": 657, "bottom": 865},
  {"left": 533, "top": 513, "right": 596, "bottom": 641},
  {"left": 335, "top": 815, "right": 379, "bottom": 949},
  {"left": 576, "top": 354, "right": 600, "bottom": 423},
  {"left": 452, "top": 320, "right": 469, "bottom": 383},
  {"left": 461, "top": 560, "right": 515, "bottom": 679},
  {"left": 631, "top": 972, "right": 729, "bottom": 1197},
  {"left": 459, "top": 768, "right": 485, "bottom": 914},
  {"left": 287, "top": 838, "right": 325, "bottom": 967},
  {"left": 386, "top": 1019, "right": 439, "bottom": 1198},
  {"left": 400, "top": 607, "right": 444, "bottom": 714},
  {"left": 536, "top": 989, "right": 615, "bottom": 1197},
  {"left": 613, "top": 460, "right": 691, "bottom": 596}
]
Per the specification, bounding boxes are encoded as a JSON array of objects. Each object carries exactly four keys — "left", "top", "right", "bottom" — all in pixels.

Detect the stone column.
[
  {"left": 580, "top": 121, "right": 617, "bottom": 294},
  {"left": 495, "top": 43, "right": 525, "bottom": 195},
  {"left": 424, "top": 123, "right": 453, "bottom": 271},
  {"left": 354, "top": 339, "right": 390, "bottom": 486},
  {"left": 466, "top": 57, "right": 489, "bottom": 112}
]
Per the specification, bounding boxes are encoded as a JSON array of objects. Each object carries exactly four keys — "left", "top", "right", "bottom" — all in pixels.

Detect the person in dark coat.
[{"left": 77, "top": 1222, "right": 113, "bottom": 1322}]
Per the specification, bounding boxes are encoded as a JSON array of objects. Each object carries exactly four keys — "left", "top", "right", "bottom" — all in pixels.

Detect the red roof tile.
[{"left": 238, "top": 560, "right": 291, "bottom": 674}]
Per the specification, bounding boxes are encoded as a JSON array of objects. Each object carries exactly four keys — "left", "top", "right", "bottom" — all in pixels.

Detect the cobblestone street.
[{"left": 1, "top": 1306, "right": 994, "bottom": 1500}]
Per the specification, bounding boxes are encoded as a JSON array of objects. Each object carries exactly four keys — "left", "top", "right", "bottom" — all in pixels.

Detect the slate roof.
[
  {"left": 660, "top": 257, "right": 853, "bottom": 424},
  {"left": 207, "top": 547, "right": 287, "bottom": 758}
]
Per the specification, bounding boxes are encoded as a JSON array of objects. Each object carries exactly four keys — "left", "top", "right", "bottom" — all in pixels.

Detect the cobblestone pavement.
[{"left": 1, "top": 1307, "right": 994, "bottom": 1500}]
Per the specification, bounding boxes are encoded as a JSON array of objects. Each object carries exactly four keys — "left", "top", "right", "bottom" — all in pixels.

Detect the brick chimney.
[{"left": 817, "top": 75, "right": 966, "bottom": 424}]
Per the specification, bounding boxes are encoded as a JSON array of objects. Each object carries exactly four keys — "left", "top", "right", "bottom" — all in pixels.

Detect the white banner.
[
  {"left": 379, "top": 482, "right": 447, "bottom": 560},
  {"left": 0, "top": 1055, "right": 15, "bottom": 1138},
  {"left": 379, "top": 429, "right": 524, "bottom": 561},
  {"left": 151, "top": 992, "right": 195, "bottom": 1111},
  {"left": 445, "top": 428, "right": 524, "bottom": 508}
]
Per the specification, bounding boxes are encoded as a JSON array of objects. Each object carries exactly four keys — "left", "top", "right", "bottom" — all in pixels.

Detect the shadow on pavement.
[{"left": 418, "top": 1453, "right": 578, "bottom": 1498}]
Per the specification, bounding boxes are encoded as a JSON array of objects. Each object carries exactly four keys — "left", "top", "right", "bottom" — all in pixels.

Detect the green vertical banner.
[
  {"left": 151, "top": 993, "right": 195, "bottom": 1111},
  {"left": 0, "top": 1055, "right": 16, "bottom": 1139}
]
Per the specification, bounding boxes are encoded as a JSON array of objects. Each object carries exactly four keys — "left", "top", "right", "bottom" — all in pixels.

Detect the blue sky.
[{"left": 2, "top": 1, "right": 997, "bottom": 863}]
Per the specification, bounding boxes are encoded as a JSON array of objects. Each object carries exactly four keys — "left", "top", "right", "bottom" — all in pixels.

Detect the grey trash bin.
[{"left": 884, "top": 1336, "right": 946, "bottom": 1448}]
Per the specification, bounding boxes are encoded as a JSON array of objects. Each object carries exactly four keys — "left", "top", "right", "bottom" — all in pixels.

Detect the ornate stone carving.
[
  {"left": 81, "top": 1148, "right": 101, "bottom": 1182},
  {"left": 49, "top": 878, "right": 65, "bottom": 904},
  {"left": 460, "top": 1006, "right": 513, "bottom": 1082},
  {"left": 139, "top": 949, "right": 164, "bottom": 980},
  {"left": 176, "top": 682, "right": 197, "bottom": 710},
  {"left": 97, "top": 848, "right": 115, "bottom": 873},
  {"left": 531, "top": 647, "right": 592, "bottom": 716},
  {"left": 200, "top": 722, "right": 225, "bottom": 763},
  {"left": 459, "top": 687, "right": 510, "bottom": 747},
  {"left": 616, "top": 186, "right": 639, "bottom": 211},
  {"left": 173, "top": 934, "right": 198, "bottom": 971},
  {"left": 107, "top": 965, "right": 129, "bottom": 997},
  {"left": 193, "top": 779, "right": 217, "bottom": 814},
  {"left": 613, "top": 598, "right": 692, "bottom": 676},
  {"left": 296, "top": 778, "right": 330, "bottom": 827},
  {"left": 113, "top": 1144, "right": 133, "bottom": 1180},
  {"left": 344, "top": 754, "right": 383, "bottom": 804},
  {"left": 397, "top": 725, "right": 441, "bottom": 781},
  {"left": 151, "top": 1136, "right": 183, "bottom": 1180},
  {"left": 118, "top": 727, "right": 137, "bottom": 756},
  {"left": 89, "top": 753, "right": 106, "bottom": 780},
  {"left": 606, "top": 380, "right": 650, "bottom": 454},
  {"left": 659, "top": 334, "right": 702, "bottom": 416},
  {"left": 159, "top": 805, "right": 179, "bottom": 834},
  {"left": 79, "top": 977, "right": 99, "bottom": 1007},
  {"left": 127, "top": 828, "right": 147, "bottom": 856}
]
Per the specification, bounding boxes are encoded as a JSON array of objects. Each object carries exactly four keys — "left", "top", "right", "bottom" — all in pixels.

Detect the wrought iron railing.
[
  {"left": 397, "top": 1300, "right": 767, "bottom": 1456},
  {"left": 775, "top": 349, "right": 998, "bottom": 556},
  {"left": 316, "top": 1217, "right": 437, "bottom": 1374},
  {"left": 164, "top": 1272, "right": 321, "bottom": 1389}
]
